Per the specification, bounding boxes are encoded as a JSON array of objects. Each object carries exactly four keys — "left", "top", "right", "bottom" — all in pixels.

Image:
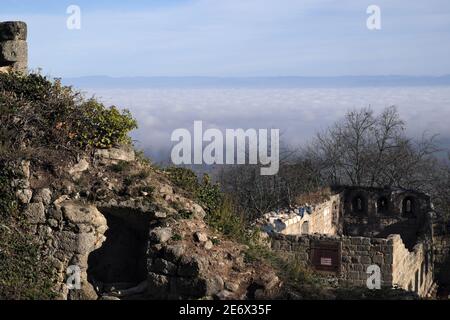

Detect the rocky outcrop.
[{"left": 11, "top": 145, "right": 280, "bottom": 300}]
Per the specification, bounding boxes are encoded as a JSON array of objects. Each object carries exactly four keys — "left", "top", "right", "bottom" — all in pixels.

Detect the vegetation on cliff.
[{"left": 0, "top": 72, "right": 138, "bottom": 299}]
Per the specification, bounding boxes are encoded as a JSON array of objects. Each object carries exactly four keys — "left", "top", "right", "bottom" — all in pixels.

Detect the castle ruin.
[{"left": 260, "top": 186, "right": 438, "bottom": 297}]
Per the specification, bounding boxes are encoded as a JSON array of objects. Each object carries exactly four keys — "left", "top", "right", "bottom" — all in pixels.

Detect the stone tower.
[{"left": 0, "top": 21, "right": 28, "bottom": 74}]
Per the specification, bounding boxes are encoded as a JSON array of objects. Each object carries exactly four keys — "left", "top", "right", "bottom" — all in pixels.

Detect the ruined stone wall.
[
  {"left": 391, "top": 234, "right": 434, "bottom": 296},
  {"left": 0, "top": 21, "right": 28, "bottom": 74},
  {"left": 433, "top": 221, "right": 450, "bottom": 286},
  {"left": 271, "top": 233, "right": 394, "bottom": 288},
  {"left": 310, "top": 194, "right": 341, "bottom": 235},
  {"left": 271, "top": 232, "right": 435, "bottom": 296},
  {"left": 279, "top": 194, "right": 340, "bottom": 236},
  {"left": 340, "top": 187, "right": 432, "bottom": 250}
]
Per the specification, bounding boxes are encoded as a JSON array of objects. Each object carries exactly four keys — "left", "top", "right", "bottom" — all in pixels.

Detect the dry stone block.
[
  {"left": 24, "top": 202, "right": 46, "bottom": 224},
  {"left": 150, "top": 227, "right": 172, "bottom": 244},
  {"left": 0, "top": 21, "right": 27, "bottom": 41},
  {"left": 0, "top": 40, "right": 27, "bottom": 63},
  {"left": 95, "top": 146, "right": 135, "bottom": 164},
  {"left": 194, "top": 231, "right": 208, "bottom": 242},
  {"left": 151, "top": 258, "right": 178, "bottom": 276},
  {"left": 32, "top": 188, "right": 52, "bottom": 205}
]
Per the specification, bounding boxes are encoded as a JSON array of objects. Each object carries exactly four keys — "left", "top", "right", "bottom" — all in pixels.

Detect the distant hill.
[{"left": 62, "top": 75, "right": 450, "bottom": 89}]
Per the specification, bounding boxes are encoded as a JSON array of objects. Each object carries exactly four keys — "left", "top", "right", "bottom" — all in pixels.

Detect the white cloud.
[{"left": 84, "top": 86, "right": 450, "bottom": 161}]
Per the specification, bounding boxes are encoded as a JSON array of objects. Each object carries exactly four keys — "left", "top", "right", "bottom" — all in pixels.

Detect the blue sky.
[{"left": 1, "top": 0, "right": 450, "bottom": 77}]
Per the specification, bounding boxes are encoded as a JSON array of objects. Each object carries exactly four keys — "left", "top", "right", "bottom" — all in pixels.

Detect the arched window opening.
[
  {"left": 377, "top": 197, "right": 389, "bottom": 214},
  {"left": 402, "top": 196, "right": 416, "bottom": 216},
  {"left": 352, "top": 195, "right": 367, "bottom": 214}
]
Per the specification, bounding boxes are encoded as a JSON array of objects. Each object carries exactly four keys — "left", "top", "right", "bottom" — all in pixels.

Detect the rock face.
[
  {"left": 10, "top": 144, "right": 280, "bottom": 301},
  {"left": 0, "top": 21, "right": 27, "bottom": 74}
]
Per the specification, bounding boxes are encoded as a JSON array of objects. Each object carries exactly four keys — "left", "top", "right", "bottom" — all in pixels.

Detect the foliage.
[
  {"left": 205, "top": 197, "right": 250, "bottom": 243},
  {"left": 165, "top": 167, "right": 223, "bottom": 214},
  {"left": 78, "top": 99, "right": 137, "bottom": 148},
  {"left": 110, "top": 161, "right": 132, "bottom": 173},
  {"left": 0, "top": 221, "right": 57, "bottom": 300},
  {"left": 171, "top": 233, "right": 183, "bottom": 241},
  {"left": 219, "top": 106, "right": 442, "bottom": 222},
  {"left": 164, "top": 167, "right": 200, "bottom": 195},
  {"left": 0, "top": 72, "right": 137, "bottom": 154},
  {"left": 179, "top": 209, "right": 194, "bottom": 220},
  {"left": 245, "top": 245, "right": 327, "bottom": 299},
  {"left": 196, "top": 175, "right": 223, "bottom": 214},
  {"left": 134, "top": 149, "right": 152, "bottom": 166},
  {"left": 0, "top": 163, "right": 19, "bottom": 218}
]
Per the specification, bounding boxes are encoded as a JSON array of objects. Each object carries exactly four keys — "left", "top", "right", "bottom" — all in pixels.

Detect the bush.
[
  {"left": 206, "top": 198, "right": 249, "bottom": 243},
  {"left": 0, "top": 221, "right": 56, "bottom": 300},
  {"left": 0, "top": 72, "right": 137, "bottom": 153},
  {"left": 0, "top": 162, "right": 19, "bottom": 218},
  {"left": 164, "top": 167, "right": 200, "bottom": 195},
  {"left": 165, "top": 167, "right": 223, "bottom": 214},
  {"left": 78, "top": 99, "right": 137, "bottom": 148}
]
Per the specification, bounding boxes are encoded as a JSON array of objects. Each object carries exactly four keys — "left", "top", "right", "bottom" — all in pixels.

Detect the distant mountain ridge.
[{"left": 62, "top": 75, "right": 450, "bottom": 89}]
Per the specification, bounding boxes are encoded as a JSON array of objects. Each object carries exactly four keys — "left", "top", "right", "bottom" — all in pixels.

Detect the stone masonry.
[
  {"left": 0, "top": 21, "right": 28, "bottom": 74},
  {"left": 264, "top": 186, "right": 437, "bottom": 297}
]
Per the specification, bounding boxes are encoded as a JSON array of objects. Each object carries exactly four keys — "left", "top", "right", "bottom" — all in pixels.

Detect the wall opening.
[
  {"left": 301, "top": 221, "right": 310, "bottom": 235},
  {"left": 332, "top": 201, "right": 339, "bottom": 226},
  {"left": 377, "top": 196, "right": 389, "bottom": 214},
  {"left": 351, "top": 195, "right": 367, "bottom": 215},
  {"left": 402, "top": 196, "right": 416, "bottom": 217},
  {"left": 87, "top": 208, "right": 152, "bottom": 293}
]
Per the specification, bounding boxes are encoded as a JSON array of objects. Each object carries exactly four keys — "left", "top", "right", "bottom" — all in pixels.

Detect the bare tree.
[
  {"left": 218, "top": 106, "right": 444, "bottom": 221},
  {"left": 305, "top": 106, "right": 439, "bottom": 189}
]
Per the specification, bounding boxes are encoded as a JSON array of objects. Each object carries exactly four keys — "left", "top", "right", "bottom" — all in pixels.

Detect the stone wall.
[
  {"left": 340, "top": 187, "right": 432, "bottom": 248},
  {"left": 432, "top": 221, "right": 450, "bottom": 286},
  {"left": 277, "top": 194, "right": 340, "bottom": 236},
  {"left": 271, "top": 233, "right": 393, "bottom": 287},
  {"left": 391, "top": 234, "right": 434, "bottom": 297},
  {"left": 271, "top": 232, "right": 435, "bottom": 296},
  {"left": 309, "top": 194, "right": 340, "bottom": 235},
  {"left": 0, "top": 21, "right": 28, "bottom": 74}
]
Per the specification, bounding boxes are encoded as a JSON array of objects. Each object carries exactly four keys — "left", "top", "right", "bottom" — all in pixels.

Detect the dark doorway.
[{"left": 87, "top": 208, "right": 152, "bottom": 287}]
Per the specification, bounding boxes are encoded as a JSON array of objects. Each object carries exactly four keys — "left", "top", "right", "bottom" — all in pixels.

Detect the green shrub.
[
  {"left": 164, "top": 167, "right": 223, "bottom": 214},
  {"left": 196, "top": 175, "right": 223, "bottom": 214},
  {"left": 78, "top": 100, "right": 137, "bottom": 148},
  {"left": 0, "top": 222, "right": 57, "bottom": 300},
  {"left": 0, "top": 162, "right": 19, "bottom": 218},
  {"left": 179, "top": 209, "right": 194, "bottom": 220},
  {"left": 206, "top": 198, "right": 249, "bottom": 243},
  {"left": 164, "top": 167, "right": 200, "bottom": 195},
  {"left": 110, "top": 161, "right": 132, "bottom": 173},
  {"left": 135, "top": 149, "right": 151, "bottom": 166},
  {"left": 171, "top": 233, "right": 183, "bottom": 241},
  {"left": 0, "top": 72, "right": 137, "bottom": 153}
]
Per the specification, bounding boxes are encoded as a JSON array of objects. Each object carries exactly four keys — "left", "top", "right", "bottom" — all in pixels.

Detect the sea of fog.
[{"left": 80, "top": 86, "right": 450, "bottom": 162}]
